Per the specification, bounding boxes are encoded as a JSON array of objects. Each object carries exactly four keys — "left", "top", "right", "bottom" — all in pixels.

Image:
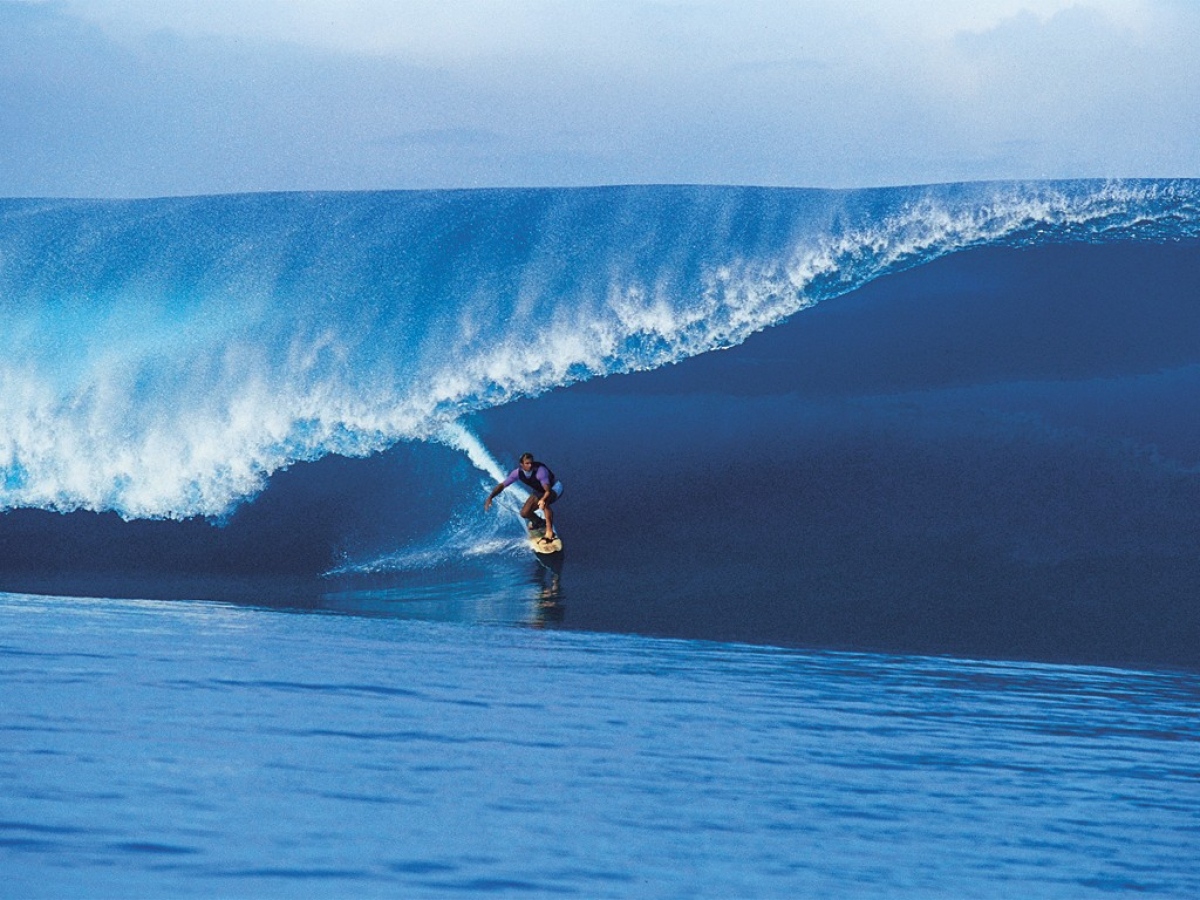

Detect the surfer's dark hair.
[{"left": 519, "top": 452, "right": 535, "bottom": 464}]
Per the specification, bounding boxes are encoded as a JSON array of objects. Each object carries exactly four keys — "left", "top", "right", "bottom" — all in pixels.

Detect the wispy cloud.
[{"left": 2, "top": 0, "right": 1197, "bottom": 196}]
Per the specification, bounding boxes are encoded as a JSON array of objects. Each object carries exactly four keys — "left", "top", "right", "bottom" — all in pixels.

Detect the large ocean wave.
[{"left": 2, "top": 180, "right": 1198, "bottom": 520}]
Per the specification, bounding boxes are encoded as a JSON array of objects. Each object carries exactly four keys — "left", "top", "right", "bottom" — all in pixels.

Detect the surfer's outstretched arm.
[{"left": 484, "top": 483, "right": 505, "bottom": 511}]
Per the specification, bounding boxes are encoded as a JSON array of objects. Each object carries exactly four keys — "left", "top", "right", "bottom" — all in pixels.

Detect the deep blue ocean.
[{"left": 2, "top": 181, "right": 1199, "bottom": 897}]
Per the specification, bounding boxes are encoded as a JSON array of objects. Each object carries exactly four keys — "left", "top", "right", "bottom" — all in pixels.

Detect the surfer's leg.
[
  {"left": 521, "top": 494, "right": 544, "bottom": 528},
  {"left": 541, "top": 491, "right": 558, "bottom": 539}
]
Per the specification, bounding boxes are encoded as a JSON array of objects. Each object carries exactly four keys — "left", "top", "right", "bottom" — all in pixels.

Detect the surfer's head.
[{"left": 519, "top": 452, "right": 535, "bottom": 471}]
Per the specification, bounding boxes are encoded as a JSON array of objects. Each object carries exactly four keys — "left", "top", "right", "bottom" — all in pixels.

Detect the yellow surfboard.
[{"left": 527, "top": 526, "right": 563, "bottom": 554}]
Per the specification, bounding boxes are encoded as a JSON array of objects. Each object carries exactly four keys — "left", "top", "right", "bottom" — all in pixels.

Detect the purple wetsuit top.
[{"left": 502, "top": 465, "right": 553, "bottom": 491}]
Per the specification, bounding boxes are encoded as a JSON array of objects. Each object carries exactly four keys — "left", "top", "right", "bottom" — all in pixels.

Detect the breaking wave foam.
[{"left": 0, "top": 179, "right": 1197, "bottom": 518}]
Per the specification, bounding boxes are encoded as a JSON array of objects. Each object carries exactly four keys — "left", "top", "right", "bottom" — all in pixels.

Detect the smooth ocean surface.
[{"left": 3, "top": 590, "right": 1198, "bottom": 899}]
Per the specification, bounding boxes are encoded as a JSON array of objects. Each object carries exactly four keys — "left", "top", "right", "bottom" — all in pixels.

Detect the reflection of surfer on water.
[
  {"left": 484, "top": 452, "right": 563, "bottom": 546},
  {"left": 532, "top": 569, "right": 564, "bottom": 628}
]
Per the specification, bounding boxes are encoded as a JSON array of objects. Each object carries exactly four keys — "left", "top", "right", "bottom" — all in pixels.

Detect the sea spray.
[
  {"left": 325, "top": 421, "right": 526, "bottom": 575},
  {"left": 434, "top": 420, "right": 508, "bottom": 484}
]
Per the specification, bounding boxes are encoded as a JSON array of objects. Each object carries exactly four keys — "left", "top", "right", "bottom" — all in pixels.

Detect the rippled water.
[{"left": 2, "top": 590, "right": 1198, "bottom": 898}]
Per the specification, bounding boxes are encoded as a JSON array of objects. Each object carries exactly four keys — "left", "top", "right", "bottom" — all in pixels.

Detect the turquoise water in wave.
[
  {"left": 3, "top": 590, "right": 1198, "bottom": 899},
  {"left": 1, "top": 181, "right": 1197, "bottom": 522}
]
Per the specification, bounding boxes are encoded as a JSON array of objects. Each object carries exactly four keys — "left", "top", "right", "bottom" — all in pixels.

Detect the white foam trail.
[
  {"left": 433, "top": 421, "right": 508, "bottom": 483},
  {"left": 433, "top": 419, "right": 525, "bottom": 524}
]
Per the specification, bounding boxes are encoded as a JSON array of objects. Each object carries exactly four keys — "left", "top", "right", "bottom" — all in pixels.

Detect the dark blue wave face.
[
  {"left": 473, "top": 239, "right": 1200, "bottom": 670},
  {"left": 0, "top": 183, "right": 1198, "bottom": 670}
]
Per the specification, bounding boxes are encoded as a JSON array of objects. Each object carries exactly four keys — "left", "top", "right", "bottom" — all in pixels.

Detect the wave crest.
[{"left": 1, "top": 180, "right": 1197, "bottom": 518}]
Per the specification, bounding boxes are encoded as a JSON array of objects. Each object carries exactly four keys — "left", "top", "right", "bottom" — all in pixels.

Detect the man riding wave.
[{"left": 484, "top": 452, "right": 563, "bottom": 543}]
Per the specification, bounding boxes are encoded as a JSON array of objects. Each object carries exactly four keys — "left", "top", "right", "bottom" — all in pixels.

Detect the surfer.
[{"left": 484, "top": 453, "right": 563, "bottom": 541}]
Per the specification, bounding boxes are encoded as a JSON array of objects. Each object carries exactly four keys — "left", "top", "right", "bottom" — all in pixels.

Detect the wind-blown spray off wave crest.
[
  {"left": 1, "top": 180, "right": 1198, "bottom": 519},
  {"left": 330, "top": 422, "right": 529, "bottom": 575}
]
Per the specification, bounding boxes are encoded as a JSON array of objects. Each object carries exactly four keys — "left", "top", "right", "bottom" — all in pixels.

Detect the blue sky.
[{"left": 2, "top": 0, "right": 1198, "bottom": 197}]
